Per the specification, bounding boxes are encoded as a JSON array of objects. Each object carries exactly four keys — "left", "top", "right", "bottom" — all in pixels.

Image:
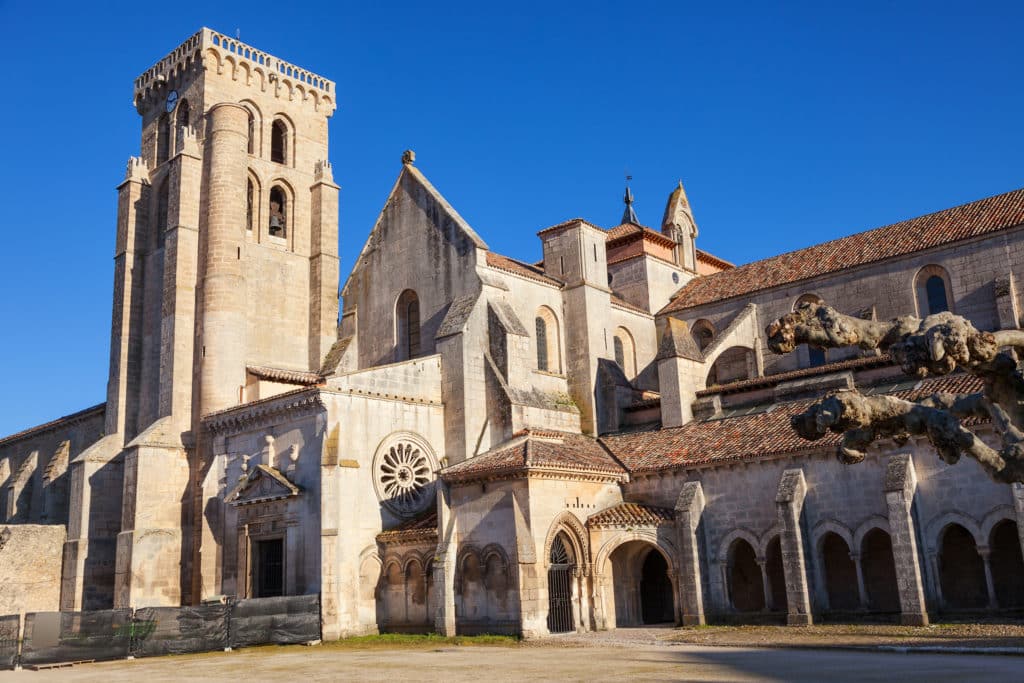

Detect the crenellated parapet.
[{"left": 133, "top": 27, "right": 336, "bottom": 115}]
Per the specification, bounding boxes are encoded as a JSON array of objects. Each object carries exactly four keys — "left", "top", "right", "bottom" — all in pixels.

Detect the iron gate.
[{"left": 547, "top": 566, "right": 573, "bottom": 633}]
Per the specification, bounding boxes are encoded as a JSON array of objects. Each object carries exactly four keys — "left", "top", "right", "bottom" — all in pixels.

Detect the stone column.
[
  {"left": 674, "top": 480, "right": 707, "bottom": 625},
  {"left": 884, "top": 454, "right": 929, "bottom": 626},
  {"left": 978, "top": 546, "right": 998, "bottom": 608},
  {"left": 432, "top": 481, "right": 457, "bottom": 636},
  {"left": 757, "top": 558, "right": 773, "bottom": 611},
  {"left": 850, "top": 553, "right": 868, "bottom": 609},
  {"left": 775, "top": 469, "right": 813, "bottom": 625}
]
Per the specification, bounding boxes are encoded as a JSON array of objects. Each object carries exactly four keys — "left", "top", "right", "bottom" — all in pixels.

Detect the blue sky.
[{"left": 1, "top": 1, "right": 1022, "bottom": 435}]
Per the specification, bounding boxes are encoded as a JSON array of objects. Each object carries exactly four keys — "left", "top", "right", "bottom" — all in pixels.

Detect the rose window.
[{"left": 373, "top": 436, "right": 437, "bottom": 517}]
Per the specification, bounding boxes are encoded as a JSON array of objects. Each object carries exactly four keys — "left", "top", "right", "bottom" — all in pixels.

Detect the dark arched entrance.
[
  {"left": 728, "top": 539, "right": 765, "bottom": 612},
  {"left": 861, "top": 528, "right": 900, "bottom": 612},
  {"left": 640, "top": 550, "right": 674, "bottom": 624},
  {"left": 990, "top": 520, "right": 1024, "bottom": 608},
  {"left": 547, "top": 535, "right": 574, "bottom": 633},
  {"left": 765, "top": 536, "right": 788, "bottom": 612},
  {"left": 939, "top": 524, "right": 988, "bottom": 609},
  {"left": 821, "top": 532, "right": 859, "bottom": 610}
]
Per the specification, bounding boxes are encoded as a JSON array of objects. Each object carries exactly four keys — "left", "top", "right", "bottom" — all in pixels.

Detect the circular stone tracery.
[{"left": 373, "top": 434, "right": 437, "bottom": 517}]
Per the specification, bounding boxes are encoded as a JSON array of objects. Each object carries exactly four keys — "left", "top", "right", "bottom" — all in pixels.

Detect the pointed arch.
[{"left": 543, "top": 511, "right": 589, "bottom": 571}]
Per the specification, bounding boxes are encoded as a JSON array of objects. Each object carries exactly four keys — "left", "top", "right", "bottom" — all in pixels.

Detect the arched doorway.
[
  {"left": 604, "top": 540, "right": 676, "bottom": 627},
  {"left": 547, "top": 534, "right": 574, "bottom": 633},
  {"left": 640, "top": 548, "right": 674, "bottom": 624},
  {"left": 989, "top": 520, "right": 1024, "bottom": 608},
  {"left": 860, "top": 529, "right": 900, "bottom": 612},
  {"left": 728, "top": 539, "right": 765, "bottom": 612},
  {"left": 939, "top": 524, "right": 988, "bottom": 609},
  {"left": 821, "top": 532, "right": 859, "bottom": 611},
  {"left": 764, "top": 536, "right": 788, "bottom": 612}
]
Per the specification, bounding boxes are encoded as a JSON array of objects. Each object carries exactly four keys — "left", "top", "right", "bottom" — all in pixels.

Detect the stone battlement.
[{"left": 133, "top": 27, "right": 335, "bottom": 108}]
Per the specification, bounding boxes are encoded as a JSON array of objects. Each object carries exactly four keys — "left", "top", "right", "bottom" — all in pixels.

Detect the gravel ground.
[
  {"left": 542, "top": 623, "right": 1024, "bottom": 650},
  {"left": 4, "top": 636, "right": 1024, "bottom": 683}
]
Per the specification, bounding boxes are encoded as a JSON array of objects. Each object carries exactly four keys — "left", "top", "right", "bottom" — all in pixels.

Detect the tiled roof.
[
  {"left": 698, "top": 354, "right": 894, "bottom": 396},
  {"left": 536, "top": 217, "right": 603, "bottom": 236},
  {"left": 441, "top": 429, "right": 626, "bottom": 482},
  {"left": 485, "top": 252, "right": 562, "bottom": 286},
  {"left": 377, "top": 510, "right": 439, "bottom": 544},
  {"left": 662, "top": 187, "right": 1024, "bottom": 313},
  {"left": 588, "top": 502, "right": 675, "bottom": 528},
  {"left": 610, "top": 294, "right": 651, "bottom": 315},
  {"left": 605, "top": 223, "right": 677, "bottom": 248},
  {"left": 246, "top": 364, "right": 322, "bottom": 385},
  {"left": 697, "top": 249, "right": 735, "bottom": 270},
  {"left": 601, "top": 372, "right": 985, "bottom": 473}
]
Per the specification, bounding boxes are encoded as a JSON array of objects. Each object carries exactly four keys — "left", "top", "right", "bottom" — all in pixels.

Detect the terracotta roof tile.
[
  {"left": 601, "top": 373, "right": 985, "bottom": 473},
  {"left": 376, "top": 510, "right": 438, "bottom": 544},
  {"left": 662, "top": 187, "right": 1024, "bottom": 313},
  {"left": 442, "top": 429, "right": 626, "bottom": 481},
  {"left": 246, "top": 364, "right": 322, "bottom": 385},
  {"left": 698, "top": 354, "right": 894, "bottom": 396},
  {"left": 0, "top": 403, "right": 105, "bottom": 448},
  {"left": 696, "top": 249, "right": 735, "bottom": 270},
  {"left": 588, "top": 502, "right": 675, "bottom": 528},
  {"left": 485, "top": 252, "right": 563, "bottom": 287}
]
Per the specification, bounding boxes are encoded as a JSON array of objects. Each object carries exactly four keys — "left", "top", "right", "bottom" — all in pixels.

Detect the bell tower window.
[
  {"left": 268, "top": 186, "right": 287, "bottom": 238},
  {"left": 175, "top": 99, "right": 190, "bottom": 142},
  {"left": 271, "top": 119, "right": 288, "bottom": 164}
]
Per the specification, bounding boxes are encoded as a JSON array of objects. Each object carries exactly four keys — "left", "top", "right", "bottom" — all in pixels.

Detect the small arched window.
[
  {"left": 925, "top": 276, "right": 949, "bottom": 314},
  {"left": 536, "top": 317, "right": 549, "bottom": 371},
  {"left": 915, "top": 265, "right": 953, "bottom": 316},
  {"left": 692, "top": 319, "right": 715, "bottom": 352},
  {"left": 155, "top": 178, "right": 169, "bottom": 249},
  {"left": 396, "top": 289, "right": 421, "bottom": 361},
  {"left": 157, "top": 113, "right": 170, "bottom": 165},
  {"left": 175, "top": 99, "right": 190, "bottom": 136},
  {"left": 613, "top": 326, "right": 637, "bottom": 379},
  {"left": 271, "top": 118, "right": 288, "bottom": 164},
  {"left": 268, "top": 185, "right": 287, "bottom": 238},
  {"left": 535, "top": 306, "right": 561, "bottom": 373}
]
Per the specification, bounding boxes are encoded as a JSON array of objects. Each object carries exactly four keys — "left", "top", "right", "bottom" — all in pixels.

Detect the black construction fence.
[{"left": 0, "top": 594, "right": 320, "bottom": 670}]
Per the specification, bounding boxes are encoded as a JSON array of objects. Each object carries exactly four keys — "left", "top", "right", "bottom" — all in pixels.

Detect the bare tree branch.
[{"left": 767, "top": 302, "right": 1024, "bottom": 483}]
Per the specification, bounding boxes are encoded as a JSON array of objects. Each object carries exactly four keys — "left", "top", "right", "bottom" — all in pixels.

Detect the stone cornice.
[
  {"left": 443, "top": 464, "right": 627, "bottom": 486},
  {"left": 202, "top": 388, "right": 325, "bottom": 434}
]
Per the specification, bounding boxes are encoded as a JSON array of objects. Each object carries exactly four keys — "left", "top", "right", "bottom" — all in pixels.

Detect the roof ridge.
[{"left": 662, "top": 186, "right": 1024, "bottom": 313}]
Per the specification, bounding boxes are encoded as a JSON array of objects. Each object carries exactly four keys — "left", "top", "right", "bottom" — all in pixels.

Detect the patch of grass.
[{"left": 323, "top": 632, "right": 520, "bottom": 649}]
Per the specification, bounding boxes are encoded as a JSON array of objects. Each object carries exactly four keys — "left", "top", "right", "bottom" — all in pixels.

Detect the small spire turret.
[{"left": 621, "top": 176, "right": 640, "bottom": 225}]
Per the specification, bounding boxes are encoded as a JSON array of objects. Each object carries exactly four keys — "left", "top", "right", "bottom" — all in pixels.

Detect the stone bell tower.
[{"left": 63, "top": 29, "right": 339, "bottom": 610}]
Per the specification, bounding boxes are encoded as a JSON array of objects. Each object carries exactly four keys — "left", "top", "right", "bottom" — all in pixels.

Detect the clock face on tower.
[{"left": 165, "top": 90, "right": 179, "bottom": 113}]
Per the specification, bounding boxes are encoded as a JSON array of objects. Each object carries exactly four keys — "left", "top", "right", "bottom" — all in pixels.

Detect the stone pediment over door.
[{"left": 226, "top": 464, "right": 300, "bottom": 507}]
